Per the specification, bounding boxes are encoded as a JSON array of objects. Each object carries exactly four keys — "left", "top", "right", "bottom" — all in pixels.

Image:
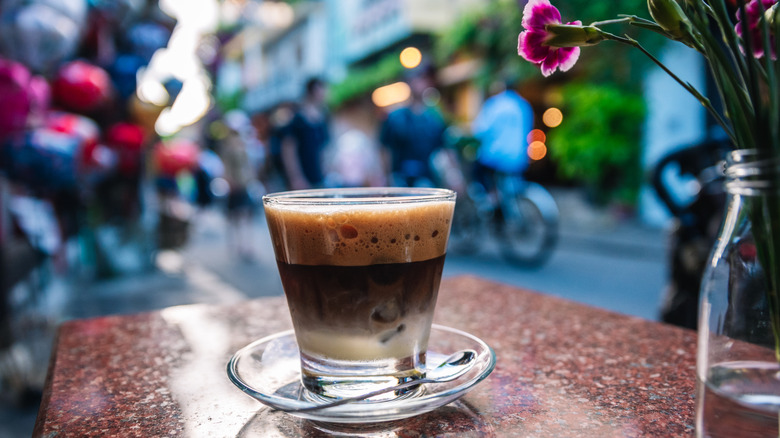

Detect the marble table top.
[{"left": 33, "top": 275, "right": 696, "bottom": 437}]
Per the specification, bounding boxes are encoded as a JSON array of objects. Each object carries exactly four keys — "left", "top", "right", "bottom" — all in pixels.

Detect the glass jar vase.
[{"left": 697, "top": 149, "right": 780, "bottom": 437}]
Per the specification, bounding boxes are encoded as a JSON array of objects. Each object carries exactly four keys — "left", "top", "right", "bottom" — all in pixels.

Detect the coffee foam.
[{"left": 265, "top": 201, "right": 454, "bottom": 266}]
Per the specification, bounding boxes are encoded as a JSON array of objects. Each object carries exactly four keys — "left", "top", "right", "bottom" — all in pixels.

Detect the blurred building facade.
[
  {"left": 240, "top": 1, "right": 329, "bottom": 111},
  {"left": 236, "top": 0, "right": 481, "bottom": 113}
]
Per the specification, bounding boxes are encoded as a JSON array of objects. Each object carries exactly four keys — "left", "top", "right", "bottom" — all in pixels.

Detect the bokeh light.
[
  {"left": 422, "top": 87, "right": 440, "bottom": 106},
  {"left": 399, "top": 47, "right": 422, "bottom": 69},
  {"left": 528, "top": 141, "right": 547, "bottom": 161},
  {"left": 542, "top": 107, "right": 563, "bottom": 128},
  {"left": 254, "top": 1, "right": 294, "bottom": 28},
  {"left": 527, "top": 129, "right": 546, "bottom": 144},
  {"left": 154, "top": 78, "right": 211, "bottom": 136},
  {"left": 138, "top": 79, "right": 170, "bottom": 106},
  {"left": 372, "top": 82, "right": 411, "bottom": 107}
]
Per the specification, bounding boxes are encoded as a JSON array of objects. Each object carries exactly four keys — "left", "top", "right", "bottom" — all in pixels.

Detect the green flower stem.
[
  {"left": 750, "top": 196, "right": 780, "bottom": 363},
  {"left": 775, "top": 28, "right": 780, "bottom": 153},
  {"left": 702, "top": 0, "right": 736, "bottom": 48},
  {"left": 758, "top": 3, "right": 780, "bottom": 153},
  {"left": 710, "top": 60, "right": 757, "bottom": 148},
  {"left": 591, "top": 17, "right": 634, "bottom": 27},
  {"left": 689, "top": 5, "right": 752, "bottom": 105},
  {"left": 626, "top": 21, "right": 680, "bottom": 42},
  {"left": 683, "top": 4, "right": 758, "bottom": 149},
  {"left": 618, "top": 14, "right": 660, "bottom": 26},
  {"left": 596, "top": 29, "right": 737, "bottom": 143},
  {"left": 738, "top": 3, "right": 767, "bottom": 146},
  {"left": 699, "top": 1, "right": 717, "bottom": 19},
  {"left": 692, "top": 0, "right": 760, "bottom": 143},
  {"left": 619, "top": 14, "right": 702, "bottom": 48},
  {"left": 695, "top": 25, "right": 757, "bottom": 147},
  {"left": 698, "top": 0, "right": 752, "bottom": 99}
]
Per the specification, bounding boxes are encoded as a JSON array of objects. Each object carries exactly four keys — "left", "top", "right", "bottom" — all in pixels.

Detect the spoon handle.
[{"left": 278, "top": 378, "right": 435, "bottom": 413}]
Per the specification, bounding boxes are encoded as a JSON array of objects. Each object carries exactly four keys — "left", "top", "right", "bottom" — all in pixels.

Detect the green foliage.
[
  {"left": 434, "top": 0, "right": 664, "bottom": 91},
  {"left": 327, "top": 52, "right": 405, "bottom": 108},
  {"left": 216, "top": 89, "right": 243, "bottom": 113},
  {"left": 547, "top": 82, "right": 645, "bottom": 205}
]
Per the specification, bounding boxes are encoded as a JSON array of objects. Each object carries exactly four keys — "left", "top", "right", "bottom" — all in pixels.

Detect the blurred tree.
[{"left": 547, "top": 82, "right": 645, "bottom": 205}]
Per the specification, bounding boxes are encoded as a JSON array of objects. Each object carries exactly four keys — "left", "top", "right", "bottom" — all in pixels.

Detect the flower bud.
[
  {"left": 544, "top": 24, "right": 606, "bottom": 47},
  {"left": 647, "top": 0, "right": 696, "bottom": 42},
  {"left": 767, "top": 2, "right": 779, "bottom": 60},
  {"left": 765, "top": 2, "right": 778, "bottom": 28}
]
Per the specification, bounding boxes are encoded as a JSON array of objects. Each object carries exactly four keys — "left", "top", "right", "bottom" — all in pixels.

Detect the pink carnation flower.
[
  {"left": 735, "top": 0, "right": 777, "bottom": 59},
  {"left": 517, "top": 0, "right": 581, "bottom": 77}
]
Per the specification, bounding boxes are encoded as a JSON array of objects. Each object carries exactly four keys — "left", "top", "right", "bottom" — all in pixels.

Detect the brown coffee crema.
[{"left": 265, "top": 201, "right": 454, "bottom": 266}]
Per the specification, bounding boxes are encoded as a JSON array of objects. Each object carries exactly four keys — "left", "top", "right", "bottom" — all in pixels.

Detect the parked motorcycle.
[{"left": 652, "top": 138, "right": 730, "bottom": 329}]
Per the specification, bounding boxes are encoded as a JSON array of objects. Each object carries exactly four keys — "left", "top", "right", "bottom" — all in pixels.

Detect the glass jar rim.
[
  {"left": 262, "top": 187, "right": 456, "bottom": 206},
  {"left": 725, "top": 149, "right": 780, "bottom": 195}
]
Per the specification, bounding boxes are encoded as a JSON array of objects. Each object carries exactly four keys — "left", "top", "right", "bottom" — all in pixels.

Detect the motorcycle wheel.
[{"left": 498, "top": 182, "right": 559, "bottom": 267}]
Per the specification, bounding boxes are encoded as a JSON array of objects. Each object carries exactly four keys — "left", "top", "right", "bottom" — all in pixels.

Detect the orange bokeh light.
[
  {"left": 371, "top": 81, "right": 411, "bottom": 107},
  {"left": 542, "top": 107, "right": 563, "bottom": 128},
  {"left": 399, "top": 47, "right": 422, "bottom": 69},
  {"left": 527, "top": 141, "right": 547, "bottom": 161},
  {"left": 527, "top": 129, "right": 546, "bottom": 144}
]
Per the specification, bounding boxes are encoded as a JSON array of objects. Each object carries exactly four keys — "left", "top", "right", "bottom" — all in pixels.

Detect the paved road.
[{"left": 444, "top": 234, "right": 666, "bottom": 321}]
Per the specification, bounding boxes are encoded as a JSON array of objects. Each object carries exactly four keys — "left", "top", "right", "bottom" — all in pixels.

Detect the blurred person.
[
  {"left": 153, "top": 139, "right": 199, "bottom": 251},
  {"left": 250, "top": 111, "right": 274, "bottom": 186},
  {"left": 236, "top": 113, "right": 266, "bottom": 194},
  {"left": 324, "top": 129, "right": 386, "bottom": 188},
  {"left": 193, "top": 148, "right": 223, "bottom": 209},
  {"left": 264, "top": 105, "right": 294, "bottom": 193},
  {"left": 380, "top": 65, "right": 446, "bottom": 187},
  {"left": 280, "top": 78, "right": 329, "bottom": 190},
  {"left": 219, "top": 111, "right": 258, "bottom": 261},
  {"left": 471, "top": 81, "right": 534, "bottom": 197}
]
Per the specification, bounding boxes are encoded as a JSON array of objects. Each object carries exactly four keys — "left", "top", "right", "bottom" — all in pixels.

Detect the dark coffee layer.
[
  {"left": 278, "top": 255, "right": 444, "bottom": 331},
  {"left": 277, "top": 256, "right": 444, "bottom": 360}
]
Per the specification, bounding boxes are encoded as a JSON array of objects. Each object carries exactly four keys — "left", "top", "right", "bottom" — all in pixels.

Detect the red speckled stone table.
[{"left": 33, "top": 275, "right": 697, "bottom": 437}]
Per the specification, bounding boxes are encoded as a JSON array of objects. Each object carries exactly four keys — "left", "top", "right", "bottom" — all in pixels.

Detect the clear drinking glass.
[{"left": 263, "top": 187, "right": 456, "bottom": 400}]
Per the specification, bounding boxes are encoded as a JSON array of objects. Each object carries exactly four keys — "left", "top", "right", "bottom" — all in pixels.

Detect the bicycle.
[{"left": 431, "top": 145, "right": 560, "bottom": 267}]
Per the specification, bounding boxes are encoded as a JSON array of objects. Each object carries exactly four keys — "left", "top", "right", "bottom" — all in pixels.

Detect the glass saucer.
[{"left": 227, "top": 324, "right": 496, "bottom": 423}]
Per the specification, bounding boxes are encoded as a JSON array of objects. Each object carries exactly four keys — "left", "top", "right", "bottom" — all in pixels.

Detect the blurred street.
[{"left": 69, "top": 187, "right": 669, "bottom": 322}]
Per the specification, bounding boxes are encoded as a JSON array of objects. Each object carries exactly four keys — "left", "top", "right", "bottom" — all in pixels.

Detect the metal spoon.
[{"left": 279, "top": 349, "right": 478, "bottom": 413}]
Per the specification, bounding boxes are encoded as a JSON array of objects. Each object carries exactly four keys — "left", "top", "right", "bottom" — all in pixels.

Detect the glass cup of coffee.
[{"left": 263, "top": 187, "right": 456, "bottom": 400}]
